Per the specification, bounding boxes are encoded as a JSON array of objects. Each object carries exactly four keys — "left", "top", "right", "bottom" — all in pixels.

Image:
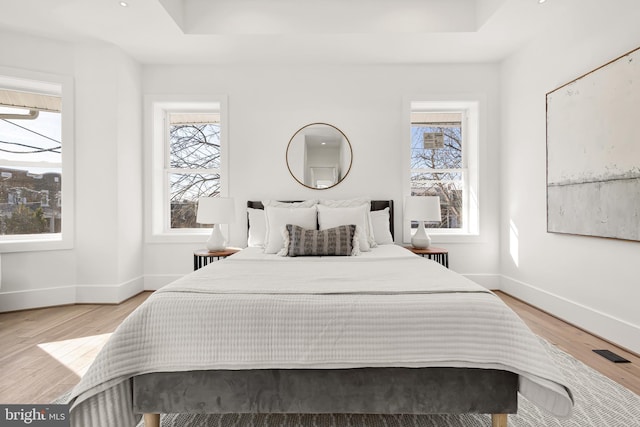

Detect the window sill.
[{"left": 0, "top": 235, "right": 72, "bottom": 253}]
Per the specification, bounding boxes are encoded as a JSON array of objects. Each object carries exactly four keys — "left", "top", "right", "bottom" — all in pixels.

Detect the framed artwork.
[{"left": 546, "top": 46, "right": 640, "bottom": 241}]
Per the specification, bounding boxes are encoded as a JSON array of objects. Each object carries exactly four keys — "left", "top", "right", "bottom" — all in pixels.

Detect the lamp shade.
[
  {"left": 196, "top": 197, "right": 236, "bottom": 225},
  {"left": 404, "top": 196, "right": 441, "bottom": 222}
]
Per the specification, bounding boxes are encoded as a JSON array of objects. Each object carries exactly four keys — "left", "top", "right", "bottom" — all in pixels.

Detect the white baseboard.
[
  {"left": 0, "top": 285, "right": 77, "bottom": 312},
  {"left": 75, "top": 276, "right": 145, "bottom": 304},
  {"left": 0, "top": 274, "right": 185, "bottom": 312},
  {"left": 500, "top": 275, "right": 640, "bottom": 355},
  {"left": 0, "top": 276, "right": 144, "bottom": 312}
]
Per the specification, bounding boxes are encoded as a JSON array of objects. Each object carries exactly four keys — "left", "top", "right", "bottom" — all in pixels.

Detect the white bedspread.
[{"left": 69, "top": 246, "right": 573, "bottom": 426}]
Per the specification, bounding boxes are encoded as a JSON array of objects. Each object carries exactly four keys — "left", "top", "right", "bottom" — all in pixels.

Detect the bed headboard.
[{"left": 247, "top": 200, "right": 394, "bottom": 239}]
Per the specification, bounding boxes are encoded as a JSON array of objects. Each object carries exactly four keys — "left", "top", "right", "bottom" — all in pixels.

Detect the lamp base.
[
  {"left": 206, "top": 224, "right": 227, "bottom": 251},
  {"left": 411, "top": 221, "right": 432, "bottom": 249}
]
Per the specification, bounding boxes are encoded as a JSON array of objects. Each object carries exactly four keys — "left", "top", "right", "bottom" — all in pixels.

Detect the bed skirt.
[{"left": 132, "top": 367, "right": 518, "bottom": 415}]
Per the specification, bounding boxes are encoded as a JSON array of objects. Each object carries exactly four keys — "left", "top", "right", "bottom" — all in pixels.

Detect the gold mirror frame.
[{"left": 286, "top": 122, "right": 353, "bottom": 190}]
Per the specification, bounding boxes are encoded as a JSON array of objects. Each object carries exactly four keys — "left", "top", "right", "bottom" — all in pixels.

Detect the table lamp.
[
  {"left": 196, "top": 197, "right": 236, "bottom": 251},
  {"left": 404, "top": 196, "right": 441, "bottom": 249}
]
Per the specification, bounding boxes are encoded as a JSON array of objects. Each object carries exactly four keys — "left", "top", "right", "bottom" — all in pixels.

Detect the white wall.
[
  {"left": 0, "top": 32, "right": 143, "bottom": 310},
  {"left": 142, "top": 63, "right": 502, "bottom": 288},
  {"left": 0, "top": 32, "right": 78, "bottom": 309},
  {"left": 499, "top": 0, "right": 640, "bottom": 354}
]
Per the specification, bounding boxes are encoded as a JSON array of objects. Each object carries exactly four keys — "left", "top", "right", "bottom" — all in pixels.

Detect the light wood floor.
[
  {"left": 0, "top": 292, "right": 152, "bottom": 403},
  {"left": 0, "top": 290, "right": 638, "bottom": 404},
  {"left": 496, "top": 291, "right": 640, "bottom": 395}
]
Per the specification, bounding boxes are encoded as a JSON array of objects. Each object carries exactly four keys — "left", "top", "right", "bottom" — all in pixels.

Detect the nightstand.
[
  {"left": 404, "top": 246, "right": 449, "bottom": 268},
  {"left": 193, "top": 248, "right": 240, "bottom": 271}
]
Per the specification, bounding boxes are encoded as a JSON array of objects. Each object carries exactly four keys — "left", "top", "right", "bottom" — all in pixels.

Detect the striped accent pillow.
[{"left": 280, "top": 224, "right": 359, "bottom": 257}]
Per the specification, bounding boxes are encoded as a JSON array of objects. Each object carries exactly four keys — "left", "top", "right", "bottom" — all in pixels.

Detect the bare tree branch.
[
  {"left": 410, "top": 125, "right": 464, "bottom": 228},
  {"left": 167, "top": 123, "right": 222, "bottom": 228}
]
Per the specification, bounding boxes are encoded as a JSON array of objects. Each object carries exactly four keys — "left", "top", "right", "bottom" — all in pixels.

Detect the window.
[
  {"left": 411, "top": 111, "right": 465, "bottom": 229},
  {"left": 0, "top": 71, "right": 74, "bottom": 252},
  {"left": 167, "top": 112, "right": 221, "bottom": 229},
  {"left": 147, "top": 97, "right": 228, "bottom": 241},
  {"left": 403, "top": 99, "right": 479, "bottom": 241}
]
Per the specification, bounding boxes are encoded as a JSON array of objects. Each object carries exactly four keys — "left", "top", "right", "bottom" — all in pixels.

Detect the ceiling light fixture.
[
  {"left": 538, "top": 0, "right": 547, "bottom": 3},
  {"left": 119, "top": 1, "right": 128, "bottom": 7}
]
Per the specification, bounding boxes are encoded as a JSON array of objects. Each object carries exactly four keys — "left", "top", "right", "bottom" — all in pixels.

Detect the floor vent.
[{"left": 593, "top": 349, "right": 631, "bottom": 363}]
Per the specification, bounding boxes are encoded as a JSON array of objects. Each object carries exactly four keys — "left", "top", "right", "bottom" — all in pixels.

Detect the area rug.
[{"left": 59, "top": 339, "right": 640, "bottom": 426}]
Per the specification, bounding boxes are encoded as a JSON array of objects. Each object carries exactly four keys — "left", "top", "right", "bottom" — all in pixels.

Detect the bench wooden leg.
[
  {"left": 492, "top": 413, "right": 508, "bottom": 427},
  {"left": 144, "top": 413, "right": 160, "bottom": 427}
]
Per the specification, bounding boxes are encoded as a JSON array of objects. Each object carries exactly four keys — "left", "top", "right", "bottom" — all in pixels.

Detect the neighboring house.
[{"left": 0, "top": 168, "right": 61, "bottom": 234}]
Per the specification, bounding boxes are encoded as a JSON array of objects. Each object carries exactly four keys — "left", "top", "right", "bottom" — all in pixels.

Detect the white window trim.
[
  {"left": 144, "top": 94, "right": 229, "bottom": 243},
  {"left": 0, "top": 67, "right": 74, "bottom": 253},
  {"left": 402, "top": 95, "right": 482, "bottom": 244}
]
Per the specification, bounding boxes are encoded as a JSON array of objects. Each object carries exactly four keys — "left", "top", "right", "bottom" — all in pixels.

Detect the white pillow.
[
  {"left": 250, "top": 201, "right": 317, "bottom": 248},
  {"left": 264, "top": 206, "right": 318, "bottom": 254},
  {"left": 317, "top": 204, "right": 371, "bottom": 251},
  {"left": 247, "top": 208, "right": 266, "bottom": 247},
  {"left": 371, "top": 207, "right": 393, "bottom": 245},
  {"left": 319, "top": 198, "right": 376, "bottom": 247}
]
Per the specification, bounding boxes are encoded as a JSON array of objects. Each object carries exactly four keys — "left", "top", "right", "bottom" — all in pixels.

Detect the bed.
[{"left": 68, "top": 200, "right": 573, "bottom": 427}]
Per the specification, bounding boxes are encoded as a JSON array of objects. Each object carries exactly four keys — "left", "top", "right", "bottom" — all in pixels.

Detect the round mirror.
[{"left": 286, "top": 123, "right": 353, "bottom": 190}]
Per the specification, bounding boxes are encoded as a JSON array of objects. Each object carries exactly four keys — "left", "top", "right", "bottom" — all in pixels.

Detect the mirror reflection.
[{"left": 286, "top": 123, "right": 353, "bottom": 189}]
